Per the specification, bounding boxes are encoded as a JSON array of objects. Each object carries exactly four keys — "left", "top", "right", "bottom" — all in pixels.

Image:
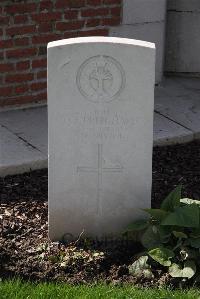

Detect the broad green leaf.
[
  {"left": 173, "top": 231, "right": 187, "bottom": 239},
  {"left": 169, "top": 261, "right": 196, "bottom": 279},
  {"left": 128, "top": 256, "right": 153, "bottom": 279},
  {"left": 190, "top": 233, "right": 200, "bottom": 238},
  {"left": 141, "top": 225, "right": 161, "bottom": 249},
  {"left": 180, "top": 198, "right": 200, "bottom": 205},
  {"left": 124, "top": 219, "right": 148, "bottom": 233},
  {"left": 183, "top": 239, "right": 190, "bottom": 246},
  {"left": 143, "top": 209, "right": 168, "bottom": 222},
  {"left": 161, "top": 185, "right": 182, "bottom": 212},
  {"left": 158, "top": 226, "right": 172, "bottom": 243},
  {"left": 173, "top": 238, "right": 183, "bottom": 251},
  {"left": 148, "top": 247, "right": 174, "bottom": 267},
  {"left": 190, "top": 228, "right": 200, "bottom": 237},
  {"left": 188, "top": 238, "right": 200, "bottom": 248},
  {"left": 161, "top": 205, "right": 199, "bottom": 228}
]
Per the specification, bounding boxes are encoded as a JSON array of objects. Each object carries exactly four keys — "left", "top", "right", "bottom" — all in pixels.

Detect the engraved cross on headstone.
[{"left": 77, "top": 144, "right": 123, "bottom": 213}]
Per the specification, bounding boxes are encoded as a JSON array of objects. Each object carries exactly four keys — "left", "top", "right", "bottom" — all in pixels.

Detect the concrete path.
[{"left": 0, "top": 77, "right": 200, "bottom": 177}]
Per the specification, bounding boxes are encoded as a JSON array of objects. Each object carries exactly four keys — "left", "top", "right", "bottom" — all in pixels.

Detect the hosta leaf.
[
  {"left": 173, "top": 231, "right": 187, "bottom": 239},
  {"left": 161, "top": 205, "right": 199, "bottom": 228},
  {"left": 161, "top": 185, "right": 182, "bottom": 212},
  {"left": 148, "top": 247, "right": 174, "bottom": 267},
  {"left": 124, "top": 219, "right": 148, "bottom": 233},
  {"left": 158, "top": 226, "right": 172, "bottom": 243},
  {"left": 143, "top": 209, "right": 168, "bottom": 222},
  {"left": 141, "top": 225, "right": 161, "bottom": 249},
  {"left": 128, "top": 256, "right": 153, "bottom": 279},
  {"left": 190, "top": 228, "right": 200, "bottom": 237},
  {"left": 189, "top": 238, "right": 200, "bottom": 248},
  {"left": 169, "top": 261, "right": 196, "bottom": 279},
  {"left": 180, "top": 198, "right": 200, "bottom": 205}
]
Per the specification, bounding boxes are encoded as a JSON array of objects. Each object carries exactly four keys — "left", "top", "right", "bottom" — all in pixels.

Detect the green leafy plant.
[{"left": 125, "top": 186, "right": 200, "bottom": 281}]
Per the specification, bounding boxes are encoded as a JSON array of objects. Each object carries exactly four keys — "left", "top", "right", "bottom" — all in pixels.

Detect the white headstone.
[{"left": 48, "top": 37, "right": 155, "bottom": 241}]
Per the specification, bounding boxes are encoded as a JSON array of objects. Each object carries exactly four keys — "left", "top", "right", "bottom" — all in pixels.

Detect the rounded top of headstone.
[{"left": 48, "top": 36, "right": 155, "bottom": 49}]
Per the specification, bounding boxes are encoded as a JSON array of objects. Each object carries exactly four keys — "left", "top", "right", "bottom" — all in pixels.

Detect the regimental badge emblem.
[{"left": 76, "top": 55, "right": 125, "bottom": 103}]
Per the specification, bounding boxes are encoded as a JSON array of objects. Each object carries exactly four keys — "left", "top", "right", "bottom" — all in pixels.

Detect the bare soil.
[{"left": 0, "top": 140, "right": 200, "bottom": 286}]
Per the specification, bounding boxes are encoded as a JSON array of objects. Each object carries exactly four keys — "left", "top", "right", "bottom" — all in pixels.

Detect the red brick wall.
[{"left": 0, "top": 0, "right": 122, "bottom": 108}]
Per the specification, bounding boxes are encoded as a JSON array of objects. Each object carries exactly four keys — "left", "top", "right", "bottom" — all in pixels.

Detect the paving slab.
[
  {"left": 155, "top": 77, "right": 196, "bottom": 97},
  {"left": 0, "top": 124, "right": 47, "bottom": 177},
  {"left": 0, "top": 107, "right": 47, "bottom": 154},
  {"left": 153, "top": 112, "right": 193, "bottom": 146},
  {"left": 0, "top": 77, "right": 200, "bottom": 177},
  {"left": 176, "top": 77, "right": 200, "bottom": 92},
  {"left": 155, "top": 78, "right": 200, "bottom": 138}
]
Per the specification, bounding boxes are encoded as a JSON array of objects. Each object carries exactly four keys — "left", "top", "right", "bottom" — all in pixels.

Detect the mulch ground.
[{"left": 0, "top": 140, "right": 200, "bottom": 286}]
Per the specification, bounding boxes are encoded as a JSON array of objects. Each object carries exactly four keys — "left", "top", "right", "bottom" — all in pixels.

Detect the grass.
[{"left": 1, "top": 280, "right": 200, "bottom": 299}]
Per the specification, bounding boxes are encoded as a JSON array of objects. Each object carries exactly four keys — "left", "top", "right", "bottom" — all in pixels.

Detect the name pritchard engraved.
[{"left": 64, "top": 109, "right": 135, "bottom": 141}]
